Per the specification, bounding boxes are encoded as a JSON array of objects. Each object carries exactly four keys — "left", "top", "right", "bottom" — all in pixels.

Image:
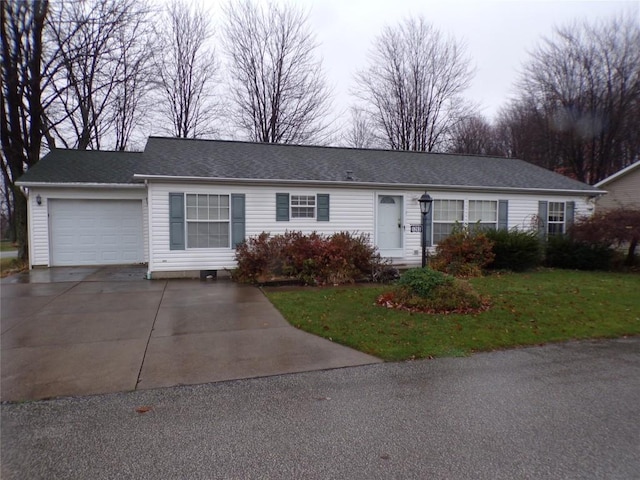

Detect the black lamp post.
[{"left": 418, "top": 192, "right": 433, "bottom": 268}]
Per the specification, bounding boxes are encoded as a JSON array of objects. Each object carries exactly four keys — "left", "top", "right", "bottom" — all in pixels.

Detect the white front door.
[{"left": 377, "top": 195, "right": 403, "bottom": 256}]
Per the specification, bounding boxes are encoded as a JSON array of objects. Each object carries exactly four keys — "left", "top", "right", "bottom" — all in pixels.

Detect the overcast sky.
[{"left": 260, "top": 0, "right": 637, "bottom": 122}]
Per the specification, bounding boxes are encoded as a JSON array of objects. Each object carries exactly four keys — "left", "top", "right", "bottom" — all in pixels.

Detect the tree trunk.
[
  {"left": 626, "top": 237, "right": 638, "bottom": 266},
  {"left": 12, "top": 186, "right": 28, "bottom": 260}
]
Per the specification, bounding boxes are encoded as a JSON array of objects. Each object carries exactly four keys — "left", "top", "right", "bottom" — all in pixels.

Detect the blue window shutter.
[
  {"left": 538, "top": 201, "right": 548, "bottom": 238},
  {"left": 498, "top": 200, "right": 508, "bottom": 231},
  {"left": 169, "top": 193, "right": 185, "bottom": 250},
  {"left": 424, "top": 208, "right": 433, "bottom": 247},
  {"left": 276, "top": 193, "right": 289, "bottom": 221},
  {"left": 231, "top": 194, "right": 246, "bottom": 247},
  {"left": 566, "top": 201, "right": 575, "bottom": 230},
  {"left": 317, "top": 194, "right": 330, "bottom": 221}
]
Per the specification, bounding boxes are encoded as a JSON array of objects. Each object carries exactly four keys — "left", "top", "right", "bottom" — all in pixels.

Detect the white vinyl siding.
[
  {"left": 147, "top": 183, "right": 374, "bottom": 272},
  {"left": 144, "top": 183, "right": 594, "bottom": 273}
]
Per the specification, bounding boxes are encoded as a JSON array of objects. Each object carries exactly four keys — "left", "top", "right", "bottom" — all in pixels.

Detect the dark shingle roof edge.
[
  {"left": 137, "top": 137, "right": 602, "bottom": 194},
  {"left": 16, "top": 138, "right": 604, "bottom": 195},
  {"left": 16, "top": 149, "right": 144, "bottom": 185}
]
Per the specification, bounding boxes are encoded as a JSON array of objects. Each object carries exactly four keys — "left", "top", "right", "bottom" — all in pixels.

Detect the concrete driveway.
[{"left": 0, "top": 266, "right": 380, "bottom": 402}]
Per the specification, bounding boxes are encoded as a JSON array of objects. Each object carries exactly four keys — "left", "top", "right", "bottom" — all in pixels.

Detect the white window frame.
[
  {"left": 548, "top": 201, "right": 565, "bottom": 236},
  {"left": 433, "top": 199, "right": 464, "bottom": 244},
  {"left": 468, "top": 200, "right": 498, "bottom": 233},
  {"left": 432, "top": 199, "right": 499, "bottom": 244},
  {"left": 185, "top": 193, "right": 230, "bottom": 248},
  {"left": 291, "top": 194, "right": 316, "bottom": 219}
]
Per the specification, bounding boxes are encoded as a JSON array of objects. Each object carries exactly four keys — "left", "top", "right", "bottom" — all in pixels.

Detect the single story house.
[
  {"left": 594, "top": 161, "right": 640, "bottom": 211},
  {"left": 17, "top": 137, "right": 603, "bottom": 278}
]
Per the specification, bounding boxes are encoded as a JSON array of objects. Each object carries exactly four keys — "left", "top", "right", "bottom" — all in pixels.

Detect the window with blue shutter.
[
  {"left": 317, "top": 194, "right": 330, "bottom": 221},
  {"left": 231, "top": 194, "right": 246, "bottom": 247},
  {"left": 276, "top": 193, "right": 289, "bottom": 221},
  {"left": 498, "top": 200, "right": 508, "bottom": 231},
  {"left": 566, "top": 201, "right": 575, "bottom": 230},
  {"left": 169, "top": 193, "right": 185, "bottom": 250}
]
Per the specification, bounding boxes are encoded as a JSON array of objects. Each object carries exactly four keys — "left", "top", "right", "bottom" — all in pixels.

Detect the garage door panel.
[{"left": 49, "top": 200, "right": 144, "bottom": 266}]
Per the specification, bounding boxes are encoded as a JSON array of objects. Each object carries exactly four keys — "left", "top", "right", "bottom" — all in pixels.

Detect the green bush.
[
  {"left": 396, "top": 267, "right": 453, "bottom": 298},
  {"left": 431, "top": 225, "right": 495, "bottom": 277},
  {"left": 379, "top": 268, "right": 486, "bottom": 313},
  {"left": 545, "top": 235, "right": 614, "bottom": 270},
  {"left": 233, "top": 231, "right": 385, "bottom": 285},
  {"left": 485, "top": 228, "right": 543, "bottom": 271}
]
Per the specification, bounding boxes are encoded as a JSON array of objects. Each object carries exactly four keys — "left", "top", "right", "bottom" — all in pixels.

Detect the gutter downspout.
[{"left": 144, "top": 179, "right": 153, "bottom": 280}]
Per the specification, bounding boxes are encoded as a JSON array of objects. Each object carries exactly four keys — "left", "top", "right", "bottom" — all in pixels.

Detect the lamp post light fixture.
[{"left": 418, "top": 192, "right": 433, "bottom": 268}]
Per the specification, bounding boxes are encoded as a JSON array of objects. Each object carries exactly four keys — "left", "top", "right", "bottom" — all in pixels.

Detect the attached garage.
[{"left": 49, "top": 199, "right": 144, "bottom": 266}]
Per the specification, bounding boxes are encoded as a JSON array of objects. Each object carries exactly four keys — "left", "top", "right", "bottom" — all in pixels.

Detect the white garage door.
[{"left": 49, "top": 199, "right": 144, "bottom": 266}]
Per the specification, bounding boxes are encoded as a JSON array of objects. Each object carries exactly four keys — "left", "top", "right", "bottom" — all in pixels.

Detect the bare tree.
[
  {"left": 447, "top": 114, "right": 505, "bottom": 156},
  {"left": 514, "top": 14, "right": 640, "bottom": 183},
  {"left": 353, "top": 16, "right": 475, "bottom": 152},
  {"left": 153, "top": 0, "right": 219, "bottom": 139},
  {"left": 1, "top": 0, "right": 48, "bottom": 257},
  {"left": 222, "top": 0, "right": 332, "bottom": 144},
  {"left": 111, "top": 6, "right": 154, "bottom": 150},
  {"left": 44, "top": 0, "right": 153, "bottom": 150},
  {"left": 343, "top": 106, "right": 377, "bottom": 149}
]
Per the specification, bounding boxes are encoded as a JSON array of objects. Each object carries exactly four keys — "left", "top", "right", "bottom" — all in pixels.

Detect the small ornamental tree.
[{"left": 570, "top": 208, "right": 640, "bottom": 266}]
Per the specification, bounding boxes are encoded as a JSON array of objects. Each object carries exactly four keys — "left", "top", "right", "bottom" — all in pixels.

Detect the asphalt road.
[{"left": 2, "top": 337, "right": 639, "bottom": 480}]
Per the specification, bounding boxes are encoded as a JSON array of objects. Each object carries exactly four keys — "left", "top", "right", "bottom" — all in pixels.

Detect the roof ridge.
[
  {"left": 49, "top": 147, "right": 143, "bottom": 155},
  {"left": 145, "top": 136, "right": 513, "bottom": 161}
]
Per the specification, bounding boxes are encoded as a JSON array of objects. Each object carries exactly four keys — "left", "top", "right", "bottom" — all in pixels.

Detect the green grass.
[
  {"left": 0, "top": 257, "right": 27, "bottom": 278},
  {"left": 0, "top": 240, "right": 17, "bottom": 252},
  {"left": 264, "top": 270, "right": 640, "bottom": 361}
]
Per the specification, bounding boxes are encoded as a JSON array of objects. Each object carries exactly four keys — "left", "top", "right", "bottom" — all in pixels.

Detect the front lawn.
[
  {"left": 264, "top": 270, "right": 640, "bottom": 361},
  {"left": 0, "top": 240, "right": 17, "bottom": 252}
]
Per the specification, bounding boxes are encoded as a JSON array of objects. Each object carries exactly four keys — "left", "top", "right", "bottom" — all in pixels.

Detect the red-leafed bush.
[
  {"left": 569, "top": 208, "right": 640, "bottom": 266},
  {"left": 430, "top": 225, "right": 495, "bottom": 277},
  {"left": 233, "top": 231, "right": 387, "bottom": 285}
]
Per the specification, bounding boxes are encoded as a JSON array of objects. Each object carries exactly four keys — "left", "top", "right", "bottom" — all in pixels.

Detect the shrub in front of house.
[
  {"left": 485, "top": 228, "right": 543, "bottom": 272},
  {"left": 430, "top": 225, "right": 495, "bottom": 277},
  {"left": 545, "top": 235, "right": 614, "bottom": 270},
  {"left": 376, "top": 267, "right": 488, "bottom": 314},
  {"left": 232, "top": 231, "right": 385, "bottom": 285}
]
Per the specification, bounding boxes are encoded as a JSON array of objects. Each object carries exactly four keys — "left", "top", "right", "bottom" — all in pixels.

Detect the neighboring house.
[
  {"left": 17, "top": 137, "right": 602, "bottom": 278},
  {"left": 594, "top": 161, "right": 640, "bottom": 211}
]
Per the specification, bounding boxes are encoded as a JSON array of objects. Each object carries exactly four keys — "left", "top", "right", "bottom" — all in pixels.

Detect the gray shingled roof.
[
  {"left": 18, "top": 137, "right": 601, "bottom": 193},
  {"left": 17, "top": 149, "right": 143, "bottom": 185}
]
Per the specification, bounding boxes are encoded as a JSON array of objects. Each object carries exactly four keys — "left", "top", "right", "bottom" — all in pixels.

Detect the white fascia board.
[
  {"left": 15, "top": 181, "right": 145, "bottom": 189},
  {"left": 595, "top": 161, "right": 640, "bottom": 187},
  {"left": 133, "top": 174, "right": 603, "bottom": 196}
]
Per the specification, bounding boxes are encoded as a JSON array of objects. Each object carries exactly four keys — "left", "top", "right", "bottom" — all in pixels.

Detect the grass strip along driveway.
[{"left": 265, "top": 269, "right": 640, "bottom": 361}]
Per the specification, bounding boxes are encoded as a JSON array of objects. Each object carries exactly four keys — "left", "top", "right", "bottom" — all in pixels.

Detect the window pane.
[
  {"left": 186, "top": 206, "right": 197, "bottom": 220},
  {"left": 548, "top": 223, "right": 564, "bottom": 236},
  {"left": 434, "top": 200, "right": 463, "bottom": 221},
  {"left": 469, "top": 200, "right": 497, "bottom": 223},
  {"left": 186, "top": 194, "right": 196, "bottom": 207},
  {"left": 433, "top": 223, "right": 455, "bottom": 244},
  {"left": 549, "top": 202, "right": 565, "bottom": 222},
  {"left": 291, "top": 195, "right": 316, "bottom": 218}
]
